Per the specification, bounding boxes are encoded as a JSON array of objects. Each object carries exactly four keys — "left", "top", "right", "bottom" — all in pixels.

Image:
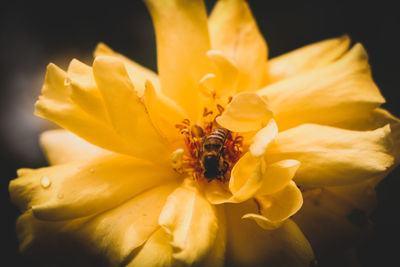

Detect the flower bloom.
[{"left": 9, "top": 0, "right": 400, "bottom": 266}]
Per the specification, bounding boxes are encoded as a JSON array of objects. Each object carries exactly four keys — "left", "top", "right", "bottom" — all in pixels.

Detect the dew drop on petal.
[
  {"left": 40, "top": 175, "right": 51, "bottom": 189},
  {"left": 89, "top": 168, "right": 95, "bottom": 173},
  {"left": 57, "top": 193, "right": 64, "bottom": 199}
]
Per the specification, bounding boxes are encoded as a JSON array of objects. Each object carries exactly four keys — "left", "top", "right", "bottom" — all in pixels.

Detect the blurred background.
[{"left": 1, "top": 0, "right": 399, "bottom": 266}]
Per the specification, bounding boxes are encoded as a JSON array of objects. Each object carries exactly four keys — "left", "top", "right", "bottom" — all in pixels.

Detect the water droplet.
[
  {"left": 89, "top": 168, "right": 95, "bottom": 173},
  {"left": 40, "top": 176, "right": 51, "bottom": 189},
  {"left": 57, "top": 193, "right": 64, "bottom": 199}
]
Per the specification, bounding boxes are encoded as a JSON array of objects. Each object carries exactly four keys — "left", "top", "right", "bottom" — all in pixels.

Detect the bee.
[{"left": 201, "top": 127, "right": 230, "bottom": 181}]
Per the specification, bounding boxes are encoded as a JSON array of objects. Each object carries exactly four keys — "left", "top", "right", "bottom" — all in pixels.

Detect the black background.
[{"left": 1, "top": 0, "right": 399, "bottom": 266}]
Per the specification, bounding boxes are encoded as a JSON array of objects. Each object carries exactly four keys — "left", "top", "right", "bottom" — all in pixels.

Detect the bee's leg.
[{"left": 222, "top": 161, "right": 229, "bottom": 173}]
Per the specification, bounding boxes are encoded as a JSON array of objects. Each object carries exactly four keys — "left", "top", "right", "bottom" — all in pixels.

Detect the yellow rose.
[{"left": 9, "top": 0, "right": 399, "bottom": 266}]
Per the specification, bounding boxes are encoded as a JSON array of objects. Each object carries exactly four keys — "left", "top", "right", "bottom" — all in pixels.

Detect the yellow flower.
[{"left": 9, "top": 0, "right": 400, "bottom": 266}]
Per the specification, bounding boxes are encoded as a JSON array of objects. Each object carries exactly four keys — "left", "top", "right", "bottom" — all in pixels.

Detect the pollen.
[{"left": 172, "top": 104, "right": 243, "bottom": 182}]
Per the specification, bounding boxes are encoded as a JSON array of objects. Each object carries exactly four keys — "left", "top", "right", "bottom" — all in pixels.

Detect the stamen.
[
  {"left": 172, "top": 101, "right": 243, "bottom": 183},
  {"left": 217, "top": 104, "right": 224, "bottom": 116}
]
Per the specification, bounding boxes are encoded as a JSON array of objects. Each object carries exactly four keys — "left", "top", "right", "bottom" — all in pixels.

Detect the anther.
[
  {"left": 191, "top": 124, "right": 205, "bottom": 138},
  {"left": 203, "top": 107, "right": 213, "bottom": 117},
  {"left": 217, "top": 104, "right": 224, "bottom": 115}
]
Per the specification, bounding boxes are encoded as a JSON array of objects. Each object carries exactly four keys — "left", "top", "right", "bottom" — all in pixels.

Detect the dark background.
[{"left": 1, "top": 0, "right": 399, "bottom": 266}]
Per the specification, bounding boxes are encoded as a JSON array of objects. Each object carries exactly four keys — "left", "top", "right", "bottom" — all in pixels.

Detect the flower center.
[{"left": 171, "top": 104, "right": 243, "bottom": 183}]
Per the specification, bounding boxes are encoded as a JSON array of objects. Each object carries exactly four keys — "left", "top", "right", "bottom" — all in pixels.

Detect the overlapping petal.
[
  {"left": 159, "top": 179, "right": 219, "bottom": 265},
  {"left": 206, "top": 153, "right": 299, "bottom": 205},
  {"left": 205, "top": 50, "right": 239, "bottom": 98},
  {"left": 94, "top": 42, "right": 161, "bottom": 96},
  {"left": 16, "top": 183, "right": 178, "bottom": 266},
  {"left": 10, "top": 154, "right": 178, "bottom": 221},
  {"left": 216, "top": 92, "right": 272, "bottom": 132},
  {"left": 249, "top": 118, "right": 278, "bottom": 156},
  {"left": 67, "top": 59, "right": 109, "bottom": 122},
  {"left": 128, "top": 205, "right": 226, "bottom": 267},
  {"left": 266, "top": 35, "right": 350, "bottom": 83},
  {"left": 256, "top": 159, "right": 300, "bottom": 195},
  {"left": 126, "top": 228, "right": 173, "bottom": 267},
  {"left": 40, "top": 129, "right": 111, "bottom": 165},
  {"left": 258, "top": 44, "right": 385, "bottom": 131},
  {"left": 93, "top": 56, "right": 170, "bottom": 159},
  {"left": 35, "top": 58, "right": 171, "bottom": 163},
  {"left": 143, "top": 81, "right": 187, "bottom": 147},
  {"left": 227, "top": 152, "right": 264, "bottom": 203},
  {"left": 267, "top": 124, "right": 394, "bottom": 186},
  {"left": 209, "top": 0, "right": 267, "bottom": 91},
  {"left": 143, "top": 0, "right": 211, "bottom": 121},
  {"left": 243, "top": 181, "right": 303, "bottom": 230},
  {"left": 334, "top": 108, "right": 400, "bottom": 164},
  {"left": 199, "top": 206, "right": 227, "bottom": 267},
  {"left": 225, "top": 201, "right": 315, "bottom": 267}
]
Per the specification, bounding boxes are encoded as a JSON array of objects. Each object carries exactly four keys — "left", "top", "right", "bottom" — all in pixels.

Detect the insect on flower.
[
  {"left": 201, "top": 127, "right": 230, "bottom": 181},
  {"left": 8, "top": 0, "right": 400, "bottom": 266}
]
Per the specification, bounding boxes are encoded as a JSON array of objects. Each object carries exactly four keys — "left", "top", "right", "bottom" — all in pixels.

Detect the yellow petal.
[
  {"left": 79, "top": 183, "right": 177, "bottom": 265},
  {"left": 143, "top": 0, "right": 210, "bottom": 121},
  {"left": 92, "top": 55, "right": 170, "bottom": 162},
  {"left": 267, "top": 124, "right": 394, "bottom": 186},
  {"left": 16, "top": 183, "right": 177, "bottom": 266},
  {"left": 222, "top": 153, "right": 300, "bottom": 204},
  {"left": 15, "top": 212, "right": 98, "bottom": 266},
  {"left": 256, "top": 159, "right": 300, "bottom": 195},
  {"left": 35, "top": 61, "right": 169, "bottom": 163},
  {"left": 200, "top": 179, "right": 232, "bottom": 205},
  {"left": 9, "top": 154, "right": 178, "bottom": 220},
  {"left": 216, "top": 92, "right": 272, "bottom": 132},
  {"left": 94, "top": 42, "right": 160, "bottom": 97},
  {"left": 40, "top": 129, "right": 111, "bottom": 165},
  {"left": 199, "top": 206, "right": 227, "bottom": 267},
  {"left": 143, "top": 81, "right": 187, "bottom": 148},
  {"left": 40, "top": 63, "right": 70, "bottom": 102},
  {"left": 129, "top": 205, "right": 226, "bottom": 267},
  {"left": 249, "top": 118, "right": 278, "bottom": 156},
  {"left": 266, "top": 35, "right": 350, "bottom": 83},
  {"left": 334, "top": 108, "right": 400, "bottom": 165},
  {"left": 67, "top": 59, "right": 109, "bottom": 122},
  {"left": 243, "top": 181, "right": 303, "bottom": 230},
  {"left": 35, "top": 96, "right": 133, "bottom": 157},
  {"left": 259, "top": 44, "right": 385, "bottom": 131},
  {"left": 225, "top": 201, "right": 315, "bottom": 266},
  {"left": 127, "top": 228, "right": 173, "bottom": 267},
  {"left": 227, "top": 152, "right": 264, "bottom": 203},
  {"left": 159, "top": 179, "right": 218, "bottom": 265},
  {"left": 209, "top": 0, "right": 267, "bottom": 91},
  {"left": 206, "top": 50, "right": 239, "bottom": 98},
  {"left": 336, "top": 108, "right": 400, "bottom": 132},
  {"left": 292, "top": 185, "right": 375, "bottom": 259}
]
